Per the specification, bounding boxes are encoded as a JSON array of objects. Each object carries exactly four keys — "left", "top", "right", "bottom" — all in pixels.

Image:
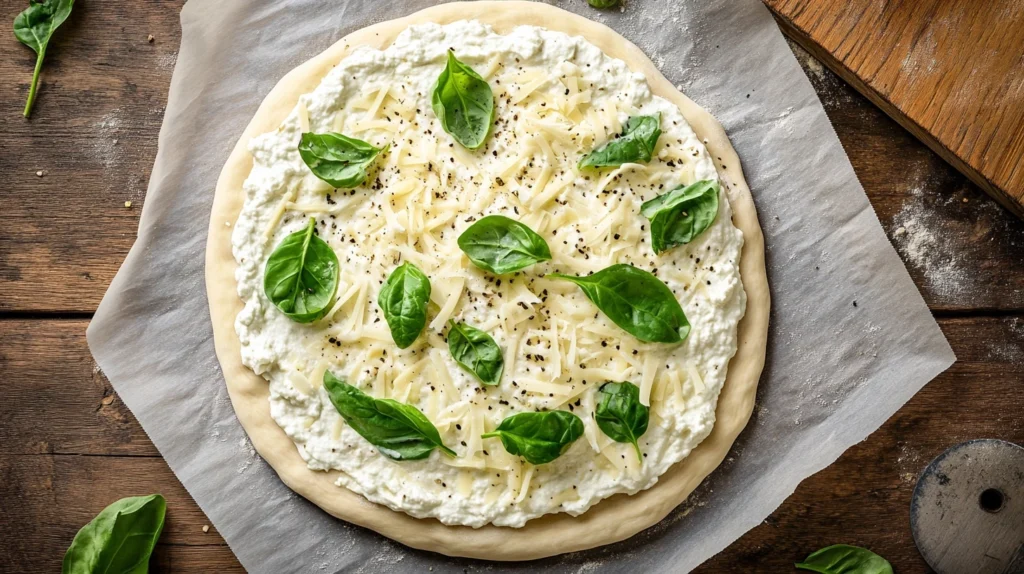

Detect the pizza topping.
[
  {"left": 579, "top": 114, "right": 662, "bottom": 169},
  {"left": 378, "top": 262, "right": 431, "bottom": 349},
  {"left": 262, "top": 217, "right": 339, "bottom": 323},
  {"left": 641, "top": 179, "right": 720, "bottom": 254},
  {"left": 594, "top": 381, "right": 649, "bottom": 462},
  {"left": 432, "top": 50, "right": 495, "bottom": 150},
  {"left": 447, "top": 320, "right": 504, "bottom": 386},
  {"left": 481, "top": 410, "right": 584, "bottom": 465},
  {"left": 298, "top": 132, "right": 389, "bottom": 189},
  {"left": 323, "top": 371, "right": 457, "bottom": 460},
  {"left": 457, "top": 215, "right": 552, "bottom": 274},
  {"left": 549, "top": 264, "right": 691, "bottom": 343}
]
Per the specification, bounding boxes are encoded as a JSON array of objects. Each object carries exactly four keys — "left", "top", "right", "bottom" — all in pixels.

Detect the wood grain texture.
[
  {"left": 0, "top": 1, "right": 179, "bottom": 313},
  {"left": 0, "top": 319, "right": 156, "bottom": 457},
  {"left": 788, "top": 40, "right": 1024, "bottom": 313},
  {"left": 765, "top": 0, "right": 1024, "bottom": 218},
  {"left": 1, "top": 1, "right": 1023, "bottom": 572}
]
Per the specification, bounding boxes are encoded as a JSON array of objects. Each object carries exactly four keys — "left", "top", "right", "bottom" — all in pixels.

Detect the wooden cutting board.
[{"left": 763, "top": 0, "right": 1024, "bottom": 218}]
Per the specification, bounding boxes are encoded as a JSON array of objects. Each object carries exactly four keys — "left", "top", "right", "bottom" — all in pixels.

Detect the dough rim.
[{"left": 206, "top": 1, "right": 770, "bottom": 561}]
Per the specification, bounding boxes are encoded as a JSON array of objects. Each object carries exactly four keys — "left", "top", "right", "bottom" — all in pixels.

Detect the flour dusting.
[
  {"left": 91, "top": 108, "right": 126, "bottom": 171},
  {"left": 889, "top": 184, "right": 971, "bottom": 300}
]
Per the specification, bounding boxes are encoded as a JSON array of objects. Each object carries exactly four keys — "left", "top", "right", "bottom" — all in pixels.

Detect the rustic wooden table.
[{"left": 1, "top": 2, "right": 1022, "bottom": 572}]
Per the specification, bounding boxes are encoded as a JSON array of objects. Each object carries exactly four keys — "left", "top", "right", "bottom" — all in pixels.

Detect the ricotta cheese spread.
[{"left": 231, "top": 20, "right": 746, "bottom": 528}]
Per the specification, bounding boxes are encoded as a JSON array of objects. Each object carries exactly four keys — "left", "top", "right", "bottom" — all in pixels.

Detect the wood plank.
[
  {"left": 0, "top": 0, "right": 181, "bottom": 313},
  {"left": 3, "top": 315, "right": 1020, "bottom": 571},
  {"left": 0, "top": 320, "right": 156, "bottom": 456},
  {"left": 764, "top": 0, "right": 1024, "bottom": 219},
  {"left": 786, "top": 41, "right": 1024, "bottom": 312},
  {"left": 0, "top": 454, "right": 240, "bottom": 573}
]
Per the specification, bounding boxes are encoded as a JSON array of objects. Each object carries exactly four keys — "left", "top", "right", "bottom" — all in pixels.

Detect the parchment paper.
[{"left": 86, "top": 0, "right": 956, "bottom": 571}]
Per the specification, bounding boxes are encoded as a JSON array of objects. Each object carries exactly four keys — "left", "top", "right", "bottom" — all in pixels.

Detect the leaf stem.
[{"left": 24, "top": 46, "right": 46, "bottom": 118}]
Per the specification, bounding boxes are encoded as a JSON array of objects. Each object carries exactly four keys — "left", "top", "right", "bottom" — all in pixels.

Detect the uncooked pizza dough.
[{"left": 207, "top": 1, "right": 768, "bottom": 560}]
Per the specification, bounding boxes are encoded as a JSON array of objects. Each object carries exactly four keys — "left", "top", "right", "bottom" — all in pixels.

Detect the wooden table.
[{"left": 2, "top": 3, "right": 1022, "bottom": 572}]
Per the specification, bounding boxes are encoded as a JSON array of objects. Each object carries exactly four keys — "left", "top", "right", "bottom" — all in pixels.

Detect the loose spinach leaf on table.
[
  {"left": 578, "top": 114, "right": 661, "bottom": 168},
  {"left": 447, "top": 320, "right": 503, "bottom": 386},
  {"left": 457, "top": 215, "right": 551, "bottom": 274},
  {"left": 62, "top": 494, "right": 165, "bottom": 574},
  {"left": 298, "top": 132, "right": 388, "bottom": 188},
  {"left": 323, "top": 371, "right": 457, "bottom": 460},
  {"left": 481, "top": 410, "right": 584, "bottom": 465},
  {"left": 795, "top": 544, "right": 893, "bottom": 574},
  {"left": 594, "top": 382, "right": 649, "bottom": 462},
  {"left": 432, "top": 50, "right": 494, "bottom": 150},
  {"left": 378, "top": 262, "right": 431, "bottom": 349},
  {"left": 641, "top": 179, "right": 720, "bottom": 253},
  {"left": 588, "top": 0, "right": 620, "bottom": 8},
  {"left": 549, "top": 264, "right": 690, "bottom": 343},
  {"left": 263, "top": 217, "right": 339, "bottom": 323},
  {"left": 14, "top": 0, "right": 75, "bottom": 117}
]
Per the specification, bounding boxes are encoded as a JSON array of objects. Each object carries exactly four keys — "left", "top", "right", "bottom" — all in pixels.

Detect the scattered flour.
[
  {"left": 889, "top": 184, "right": 971, "bottom": 300},
  {"left": 792, "top": 44, "right": 825, "bottom": 79},
  {"left": 895, "top": 442, "right": 923, "bottom": 480},
  {"left": 356, "top": 541, "right": 406, "bottom": 574},
  {"left": 157, "top": 51, "right": 179, "bottom": 71},
  {"left": 90, "top": 107, "right": 151, "bottom": 203},
  {"left": 987, "top": 317, "right": 1024, "bottom": 363},
  {"left": 237, "top": 435, "right": 259, "bottom": 473},
  {"left": 92, "top": 108, "right": 126, "bottom": 171}
]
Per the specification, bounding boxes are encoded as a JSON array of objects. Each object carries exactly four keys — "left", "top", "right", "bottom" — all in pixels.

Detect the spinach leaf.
[
  {"left": 795, "top": 545, "right": 893, "bottom": 574},
  {"left": 588, "top": 0, "right": 620, "bottom": 8},
  {"left": 594, "top": 382, "right": 649, "bottom": 462},
  {"left": 578, "top": 114, "right": 661, "bottom": 169},
  {"left": 378, "top": 262, "right": 431, "bottom": 349},
  {"left": 549, "top": 264, "right": 690, "bottom": 343},
  {"left": 298, "top": 132, "right": 388, "bottom": 189},
  {"left": 447, "top": 320, "right": 503, "bottom": 386},
  {"left": 481, "top": 411, "right": 584, "bottom": 465},
  {"left": 641, "top": 179, "right": 720, "bottom": 253},
  {"left": 263, "top": 217, "right": 339, "bottom": 323},
  {"left": 62, "top": 494, "right": 165, "bottom": 574},
  {"left": 431, "top": 50, "right": 494, "bottom": 150},
  {"left": 457, "top": 215, "right": 552, "bottom": 274},
  {"left": 323, "top": 371, "right": 456, "bottom": 460},
  {"left": 14, "top": 0, "right": 75, "bottom": 117}
]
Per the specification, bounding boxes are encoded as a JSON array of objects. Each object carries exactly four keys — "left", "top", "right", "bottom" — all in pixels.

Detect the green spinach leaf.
[
  {"left": 481, "top": 410, "right": 584, "bottom": 465},
  {"left": 323, "top": 371, "right": 456, "bottom": 460},
  {"left": 431, "top": 50, "right": 494, "bottom": 150},
  {"left": 549, "top": 264, "right": 690, "bottom": 343},
  {"left": 457, "top": 215, "right": 552, "bottom": 274},
  {"left": 641, "top": 179, "right": 720, "bottom": 253},
  {"left": 378, "top": 262, "right": 431, "bottom": 349},
  {"left": 795, "top": 545, "right": 893, "bottom": 574},
  {"left": 578, "top": 114, "right": 661, "bottom": 169},
  {"left": 62, "top": 494, "right": 165, "bottom": 574},
  {"left": 14, "top": 0, "right": 75, "bottom": 117},
  {"left": 588, "top": 0, "right": 620, "bottom": 8},
  {"left": 298, "top": 132, "right": 388, "bottom": 188},
  {"left": 263, "top": 217, "right": 339, "bottom": 323},
  {"left": 594, "top": 382, "right": 649, "bottom": 462},
  {"left": 447, "top": 320, "right": 503, "bottom": 386}
]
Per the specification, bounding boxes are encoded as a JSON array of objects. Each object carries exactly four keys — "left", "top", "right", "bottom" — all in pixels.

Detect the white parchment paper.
[{"left": 87, "top": 0, "right": 956, "bottom": 571}]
